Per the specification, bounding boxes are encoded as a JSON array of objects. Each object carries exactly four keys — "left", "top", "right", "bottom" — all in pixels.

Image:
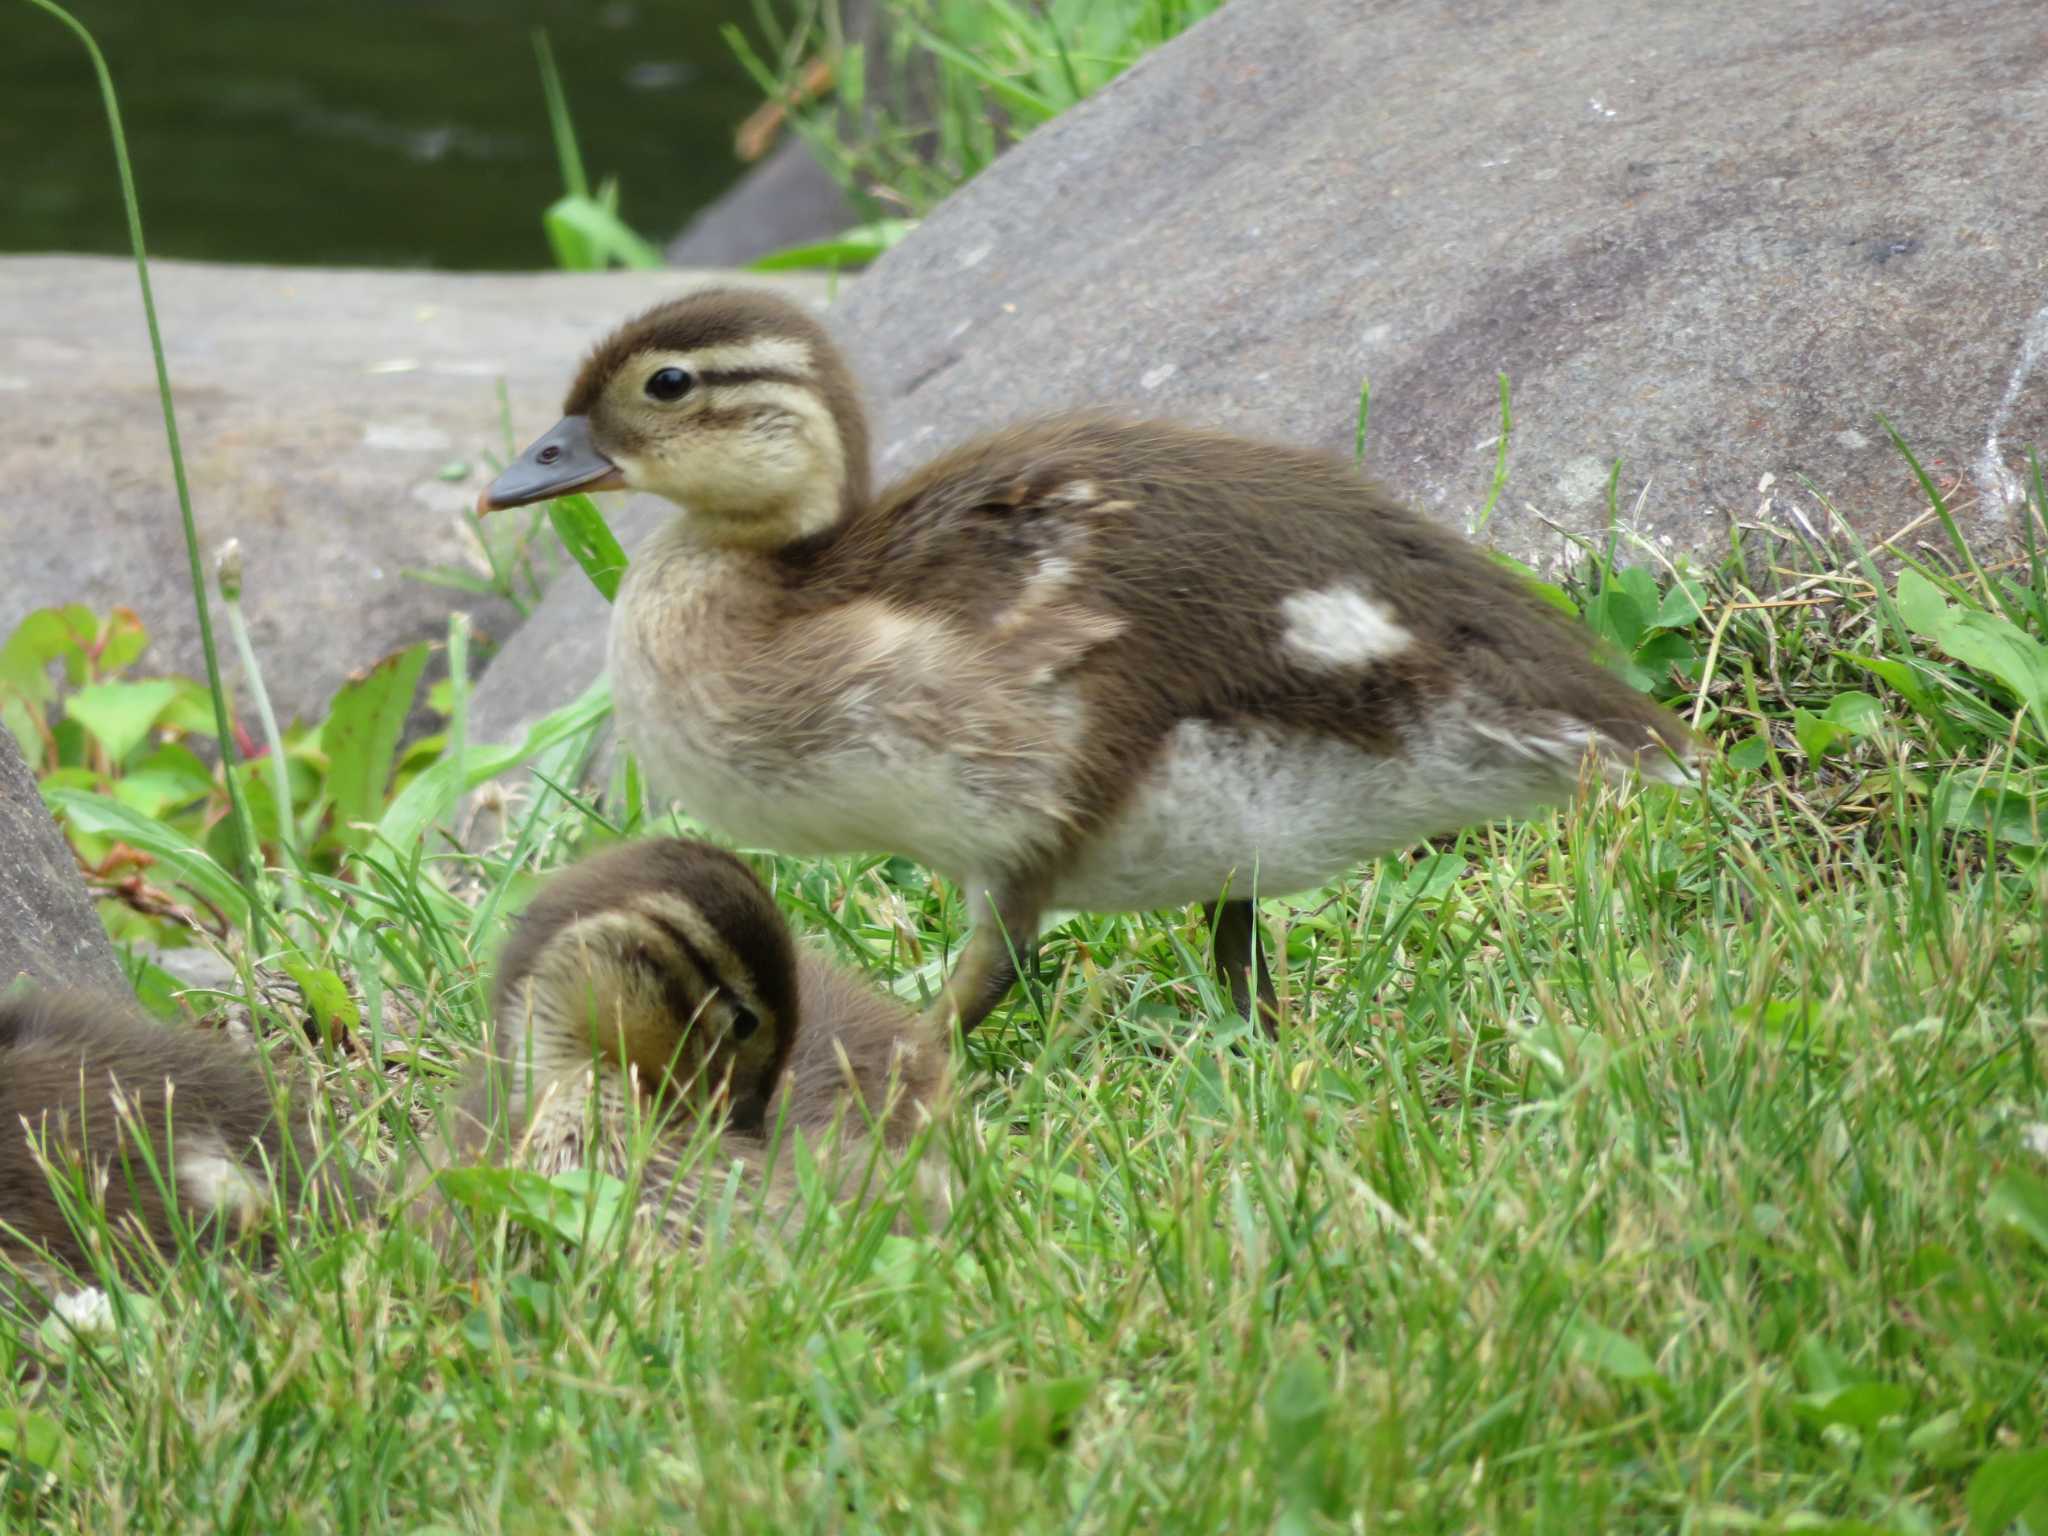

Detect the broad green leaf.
[
  {"left": 1727, "top": 734, "right": 1772, "bottom": 772},
  {"left": 970, "top": 1374, "right": 1091, "bottom": 1462},
  {"left": 748, "top": 218, "right": 917, "bottom": 272},
  {"left": 1653, "top": 575, "right": 1712, "bottom": 629},
  {"left": 280, "top": 959, "right": 361, "bottom": 1045},
  {"left": 1837, "top": 651, "right": 1937, "bottom": 715},
  {"left": 435, "top": 1165, "right": 629, "bottom": 1249},
  {"left": 546, "top": 493, "right": 629, "bottom": 603},
  {"left": 1937, "top": 609, "right": 2048, "bottom": 721},
  {"left": 0, "top": 1407, "right": 72, "bottom": 1475},
  {"left": 109, "top": 768, "right": 211, "bottom": 819},
  {"left": 63, "top": 678, "right": 180, "bottom": 763},
  {"left": 375, "top": 674, "right": 612, "bottom": 854},
  {"left": 1896, "top": 568, "right": 1951, "bottom": 641},
  {"left": 0, "top": 604, "right": 97, "bottom": 701},
  {"left": 1793, "top": 708, "right": 1841, "bottom": 761},
  {"left": 541, "top": 193, "right": 663, "bottom": 272},
  {"left": 43, "top": 787, "right": 249, "bottom": 926},
  {"left": 1568, "top": 1320, "right": 1672, "bottom": 1396},
  {"left": 1793, "top": 1381, "right": 1910, "bottom": 1433},
  {"left": 1822, "top": 691, "right": 1885, "bottom": 736},
  {"left": 1984, "top": 1168, "right": 2048, "bottom": 1254},
  {"left": 1264, "top": 1353, "right": 1333, "bottom": 1464},
  {"left": 325, "top": 643, "right": 432, "bottom": 845},
  {"left": 1940, "top": 783, "right": 2048, "bottom": 847},
  {"left": 95, "top": 606, "right": 150, "bottom": 673},
  {"left": 1968, "top": 1446, "right": 2048, "bottom": 1535}
]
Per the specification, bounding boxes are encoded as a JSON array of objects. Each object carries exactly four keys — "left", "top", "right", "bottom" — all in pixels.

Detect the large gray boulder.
[
  {"left": 0, "top": 259, "right": 823, "bottom": 729},
  {"left": 468, "top": 0, "right": 2047, "bottom": 752},
  {"left": 1, "top": 727, "right": 123, "bottom": 994}
]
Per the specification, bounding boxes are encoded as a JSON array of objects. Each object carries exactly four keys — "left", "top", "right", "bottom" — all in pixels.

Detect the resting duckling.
[
  {"left": 480, "top": 288, "right": 1696, "bottom": 1034},
  {"left": 0, "top": 993, "right": 331, "bottom": 1283},
  {"left": 447, "top": 837, "right": 946, "bottom": 1234}
]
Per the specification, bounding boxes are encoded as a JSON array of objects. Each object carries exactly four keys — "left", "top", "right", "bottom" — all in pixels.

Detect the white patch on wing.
[{"left": 1278, "top": 585, "right": 1413, "bottom": 669}]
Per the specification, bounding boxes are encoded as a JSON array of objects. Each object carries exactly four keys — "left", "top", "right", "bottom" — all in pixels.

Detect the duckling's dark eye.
[
  {"left": 729, "top": 1006, "right": 760, "bottom": 1043},
  {"left": 646, "top": 367, "right": 694, "bottom": 402}
]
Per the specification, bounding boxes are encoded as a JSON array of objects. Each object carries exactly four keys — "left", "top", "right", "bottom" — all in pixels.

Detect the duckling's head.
[
  {"left": 479, "top": 288, "right": 869, "bottom": 550},
  {"left": 490, "top": 839, "right": 801, "bottom": 1132}
]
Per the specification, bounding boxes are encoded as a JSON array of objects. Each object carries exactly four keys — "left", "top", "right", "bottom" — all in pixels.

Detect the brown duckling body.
[
  {"left": 481, "top": 289, "right": 1695, "bottom": 1034},
  {"left": 0, "top": 994, "right": 329, "bottom": 1282},
  {"left": 449, "top": 838, "right": 946, "bottom": 1233}
]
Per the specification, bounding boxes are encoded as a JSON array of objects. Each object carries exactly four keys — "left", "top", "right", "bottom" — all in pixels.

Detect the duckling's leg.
[
  {"left": 1204, "top": 899, "right": 1280, "bottom": 1035},
  {"left": 925, "top": 873, "right": 1047, "bottom": 1035}
]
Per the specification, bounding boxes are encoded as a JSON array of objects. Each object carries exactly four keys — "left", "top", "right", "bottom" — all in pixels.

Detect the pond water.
[{"left": 4, "top": 0, "right": 761, "bottom": 270}]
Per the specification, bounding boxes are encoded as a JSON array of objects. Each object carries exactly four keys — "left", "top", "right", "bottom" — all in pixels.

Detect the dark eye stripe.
[
  {"left": 638, "top": 910, "right": 746, "bottom": 1024},
  {"left": 693, "top": 367, "right": 808, "bottom": 388}
]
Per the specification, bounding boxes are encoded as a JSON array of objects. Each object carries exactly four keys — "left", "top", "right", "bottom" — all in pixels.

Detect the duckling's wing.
[{"left": 851, "top": 416, "right": 1692, "bottom": 781}]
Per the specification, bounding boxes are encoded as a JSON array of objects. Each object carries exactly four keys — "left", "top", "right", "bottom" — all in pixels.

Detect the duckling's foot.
[{"left": 1204, "top": 899, "right": 1280, "bottom": 1036}]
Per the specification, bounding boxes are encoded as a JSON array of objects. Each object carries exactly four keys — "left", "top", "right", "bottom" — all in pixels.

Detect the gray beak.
[{"left": 476, "top": 414, "right": 626, "bottom": 514}]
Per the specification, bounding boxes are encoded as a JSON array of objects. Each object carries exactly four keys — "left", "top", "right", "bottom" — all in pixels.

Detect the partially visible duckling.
[
  {"left": 446, "top": 838, "right": 947, "bottom": 1234},
  {"left": 0, "top": 993, "right": 332, "bottom": 1283}
]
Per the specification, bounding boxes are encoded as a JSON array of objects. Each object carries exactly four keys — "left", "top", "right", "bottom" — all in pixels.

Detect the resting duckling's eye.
[
  {"left": 645, "top": 366, "right": 694, "bottom": 403},
  {"left": 729, "top": 1006, "right": 761, "bottom": 1043}
]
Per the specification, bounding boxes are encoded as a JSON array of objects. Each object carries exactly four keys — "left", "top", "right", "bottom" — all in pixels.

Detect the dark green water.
[{"left": 3, "top": 1, "right": 760, "bottom": 270}]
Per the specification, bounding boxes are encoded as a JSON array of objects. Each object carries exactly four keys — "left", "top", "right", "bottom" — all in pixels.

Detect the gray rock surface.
[
  {"left": 0, "top": 726, "right": 123, "bottom": 994},
  {"left": 667, "top": 135, "right": 861, "bottom": 268},
  {"left": 470, "top": 0, "right": 2048, "bottom": 755},
  {"left": 0, "top": 259, "right": 824, "bottom": 728}
]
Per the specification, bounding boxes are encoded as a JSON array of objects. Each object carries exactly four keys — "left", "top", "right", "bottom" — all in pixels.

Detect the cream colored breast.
[{"left": 609, "top": 538, "right": 1080, "bottom": 880}]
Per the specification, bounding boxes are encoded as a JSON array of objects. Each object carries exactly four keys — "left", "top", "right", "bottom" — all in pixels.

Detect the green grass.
[{"left": 8, "top": 499, "right": 2048, "bottom": 1531}]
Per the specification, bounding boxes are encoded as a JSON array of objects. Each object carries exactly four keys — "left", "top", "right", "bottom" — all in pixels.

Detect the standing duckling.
[
  {"left": 448, "top": 837, "right": 946, "bottom": 1233},
  {"left": 480, "top": 289, "right": 1695, "bottom": 1034},
  {"left": 0, "top": 993, "right": 331, "bottom": 1283}
]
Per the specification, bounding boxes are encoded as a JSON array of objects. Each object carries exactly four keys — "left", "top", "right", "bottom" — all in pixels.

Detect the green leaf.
[
  {"left": 1264, "top": 1353, "right": 1333, "bottom": 1464},
  {"left": 970, "top": 1375, "right": 1091, "bottom": 1464},
  {"left": 1567, "top": 1319, "right": 1672, "bottom": 1396},
  {"left": 0, "top": 604, "right": 97, "bottom": 702},
  {"left": 435, "top": 1165, "right": 629, "bottom": 1249},
  {"left": 1793, "top": 1381, "right": 1911, "bottom": 1433},
  {"left": 748, "top": 218, "right": 918, "bottom": 272},
  {"left": 541, "top": 193, "right": 663, "bottom": 272},
  {"left": 1984, "top": 1169, "right": 2048, "bottom": 1254},
  {"left": 546, "top": 493, "right": 629, "bottom": 603},
  {"left": 1940, "top": 783, "right": 2048, "bottom": 847},
  {"left": 1937, "top": 609, "right": 2048, "bottom": 722},
  {"left": 95, "top": 606, "right": 150, "bottom": 674},
  {"left": 42, "top": 787, "right": 249, "bottom": 925},
  {"left": 1653, "top": 575, "right": 1712, "bottom": 630},
  {"left": 279, "top": 959, "right": 361, "bottom": 1045},
  {"left": 325, "top": 643, "right": 432, "bottom": 846},
  {"left": 1837, "top": 652, "right": 1938, "bottom": 716},
  {"left": 1794, "top": 708, "right": 1842, "bottom": 761},
  {"left": 375, "top": 674, "right": 611, "bottom": 854},
  {"left": 1968, "top": 1446, "right": 2048, "bottom": 1535},
  {"left": 0, "top": 1407, "right": 72, "bottom": 1475},
  {"left": 1896, "top": 568, "right": 1951, "bottom": 642},
  {"left": 1727, "top": 734, "right": 1772, "bottom": 772},
  {"left": 1822, "top": 691, "right": 1885, "bottom": 737},
  {"left": 63, "top": 678, "right": 180, "bottom": 762}
]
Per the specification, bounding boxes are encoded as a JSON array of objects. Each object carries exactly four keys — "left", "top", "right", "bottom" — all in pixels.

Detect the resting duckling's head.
[
  {"left": 478, "top": 287, "right": 866, "bottom": 550},
  {"left": 489, "top": 838, "right": 800, "bottom": 1134}
]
